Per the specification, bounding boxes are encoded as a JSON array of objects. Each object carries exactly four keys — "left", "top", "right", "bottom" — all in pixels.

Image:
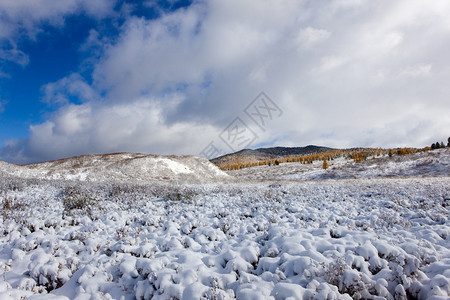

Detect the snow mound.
[{"left": 0, "top": 153, "right": 230, "bottom": 183}]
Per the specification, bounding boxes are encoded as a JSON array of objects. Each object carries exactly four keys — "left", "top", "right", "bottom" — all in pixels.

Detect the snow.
[
  {"left": 0, "top": 149, "right": 449, "bottom": 299},
  {"left": 228, "top": 148, "right": 450, "bottom": 180},
  {"left": 0, "top": 153, "right": 229, "bottom": 183},
  {"left": 154, "top": 158, "right": 194, "bottom": 175}
]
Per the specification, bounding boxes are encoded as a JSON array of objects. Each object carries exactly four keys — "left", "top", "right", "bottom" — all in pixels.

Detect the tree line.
[
  {"left": 217, "top": 148, "right": 422, "bottom": 171},
  {"left": 431, "top": 137, "right": 450, "bottom": 150}
]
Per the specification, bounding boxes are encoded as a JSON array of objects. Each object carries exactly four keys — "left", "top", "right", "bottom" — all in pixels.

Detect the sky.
[{"left": 0, "top": 0, "right": 449, "bottom": 164}]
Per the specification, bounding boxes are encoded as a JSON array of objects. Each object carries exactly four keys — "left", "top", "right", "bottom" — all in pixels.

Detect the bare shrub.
[
  {"left": 61, "top": 185, "right": 101, "bottom": 218},
  {"left": 1, "top": 193, "right": 28, "bottom": 221},
  {"left": 163, "top": 185, "right": 200, "bottom": 203}
]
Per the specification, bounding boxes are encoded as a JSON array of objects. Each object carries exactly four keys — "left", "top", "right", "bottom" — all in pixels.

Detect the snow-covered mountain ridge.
[{"left": 0, "top": 153, "right": 230, "bottom": 182}]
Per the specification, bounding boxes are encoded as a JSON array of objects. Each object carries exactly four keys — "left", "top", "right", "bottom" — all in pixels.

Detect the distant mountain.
[
  {"left": 211, "top": 145, "right": 333, "bottom": 166},
  {"left": 0, "top": 153, "right": 230, "bottom": 183}
]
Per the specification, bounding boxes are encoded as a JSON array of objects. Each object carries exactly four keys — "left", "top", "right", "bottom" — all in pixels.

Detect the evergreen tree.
[
  {"left": 436, "top": 142, "right": 441, "bottom": 149},
  {"left": 431, "top": 143, "right": 436, "bottom": 150},
  {"left": 440, "top": 141, "right": 445, "bottom": 148},
  {"left": 448, "top": 137, "right": 450, "bottom": 147}
]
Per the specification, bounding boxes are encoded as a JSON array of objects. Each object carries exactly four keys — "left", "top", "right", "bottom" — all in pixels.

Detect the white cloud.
[
  {"left": 0, "top": 0, "right": 114, "bottom": 33},
  {"left": 0, "top": 45, "right": 29, "bottom": 67},
  {"left": 15, "top": 98, "right": 220, "bottom": 163},
  {"left": 2, "top": 0, "right": 450, "bottom": 163},
  {"left": 41, "top": 73, "right": 99, "bottom": 105},
  {"left": 399, "top": 64, "right": 432, "bottom": 78},
  {"left": 295, "top": 27, "right": 331, "bottom": 49},
  {"left": 318, "top": 55, "right": 346, "bottom": 71},
  {"left": 0, "top": 139, "right": 28, "bottom": 164}
]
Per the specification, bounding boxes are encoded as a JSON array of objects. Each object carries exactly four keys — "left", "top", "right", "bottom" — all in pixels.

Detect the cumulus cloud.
[
  {"left": 2, "top": 0, "right": 450, "bottom": 164},
  {"left": 4, "top": 98, "right": 219, "bottom": 163},
  {"left": 91, "top": 0, "right": 450, "bottom": 141}
]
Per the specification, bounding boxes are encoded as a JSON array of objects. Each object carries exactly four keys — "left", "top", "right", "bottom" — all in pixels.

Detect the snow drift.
[{"left": 0, "top": 153, "right": 230, "bottom": 182}]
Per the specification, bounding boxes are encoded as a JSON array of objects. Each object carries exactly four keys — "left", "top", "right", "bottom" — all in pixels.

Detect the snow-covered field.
[{"left": 0, "top": 150, "right": 449, "bottom": 299}]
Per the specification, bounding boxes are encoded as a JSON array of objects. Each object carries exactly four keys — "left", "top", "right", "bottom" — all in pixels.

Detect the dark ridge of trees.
[{"left": 431, "top": 137, "right": 449, "bottom": 150}]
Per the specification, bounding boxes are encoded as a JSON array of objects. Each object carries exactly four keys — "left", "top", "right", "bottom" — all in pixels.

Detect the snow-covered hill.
[
  {"left": 228, "top": 148, "right": 450, "bottom": 180},
  {"left": 0, "top": 153, "right": 230, "bottom": 183}
]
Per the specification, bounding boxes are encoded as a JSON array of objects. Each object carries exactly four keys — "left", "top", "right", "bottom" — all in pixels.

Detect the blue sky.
[
  {"left": 0, "top": 1, "right": 192, "bottom": 144},
  {"left": 1, "top": 0, "right": 450, "bottom": 164},
  {"left": 1, "top": 16, "right": 92, "bottom": 140}
]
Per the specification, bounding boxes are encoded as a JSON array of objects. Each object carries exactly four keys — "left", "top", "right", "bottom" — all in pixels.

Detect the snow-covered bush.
[
  {"left": 1, "top": 194, "right": 29, "bottom": 224},
  {"left": 0, "top": 177, "right": 25, "bottom": 193},
  {"left": 61, "top": 185, "right": 101, "bottom": 217},
  {"left": 158, "top": 185, "right": 200, "bottom": 203}
]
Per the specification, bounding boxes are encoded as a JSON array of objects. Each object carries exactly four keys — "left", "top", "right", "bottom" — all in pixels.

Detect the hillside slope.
[
  {"left": 211, "top": 145, "right": 332, "bottom": 166},
  {"left": 0, "top": 153, "right": 230, "bottom": 183},
  {"left": 228, "top": 148, "right": 450, "bottom": 180}
]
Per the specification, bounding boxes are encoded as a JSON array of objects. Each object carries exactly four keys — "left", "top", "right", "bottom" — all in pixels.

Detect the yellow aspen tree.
[{"left": 322, "top": 159, "right": 329, "bottom": 170}]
